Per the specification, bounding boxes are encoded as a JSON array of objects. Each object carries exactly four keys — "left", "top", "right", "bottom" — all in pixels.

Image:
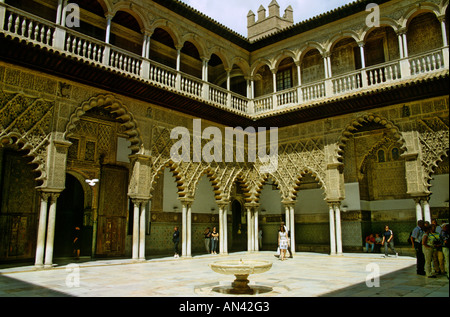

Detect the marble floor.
[{"left": 0, "top": 252, "right": 448, "bottom": 298}]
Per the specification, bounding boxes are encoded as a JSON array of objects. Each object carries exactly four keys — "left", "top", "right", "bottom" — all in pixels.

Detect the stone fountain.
[{"left": 209, "top": 259, "right": 273, "bottom": 295}]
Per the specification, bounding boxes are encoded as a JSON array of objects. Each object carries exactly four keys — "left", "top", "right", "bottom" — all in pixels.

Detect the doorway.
[
  {"left": 231, "top": 200, "right": 246, "bottom": 251},
  {"left": 54, "top": 173, "right": 91, "bottom": 258}
]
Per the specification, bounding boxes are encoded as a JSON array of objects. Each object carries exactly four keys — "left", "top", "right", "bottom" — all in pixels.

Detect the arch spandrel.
[{"left": 0, "top": 91, "right": 56, "bottom": 187}]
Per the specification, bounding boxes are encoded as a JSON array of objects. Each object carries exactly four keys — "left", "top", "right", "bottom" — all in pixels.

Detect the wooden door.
[{"left": 96, "top": 166, "right": 128, "bottom": 257}]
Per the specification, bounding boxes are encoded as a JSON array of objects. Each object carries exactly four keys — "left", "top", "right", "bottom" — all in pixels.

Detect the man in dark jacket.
[
  {"left": 411, "top": 220, "right": 425, "bottom": 275},
  {"left": 173, "top": 226, "right": 180, "bottom": 258}
]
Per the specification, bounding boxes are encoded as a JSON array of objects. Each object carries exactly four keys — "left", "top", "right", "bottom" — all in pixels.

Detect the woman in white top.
[{"left": 278, "top": 225, "right": 290, "bottom": 261}]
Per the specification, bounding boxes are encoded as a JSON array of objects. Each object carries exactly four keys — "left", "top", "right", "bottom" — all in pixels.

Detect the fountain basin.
[
  {"left": 209, "top": 259, "right": 272, "bottom": 275},
  {"left": 209, "top": 259, "right": 272, "bottom": 294}
]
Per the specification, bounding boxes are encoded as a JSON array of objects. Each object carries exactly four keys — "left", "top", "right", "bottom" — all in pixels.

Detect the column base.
[{"left": 34, "top": 264, "right": 44, "bottom": 270}]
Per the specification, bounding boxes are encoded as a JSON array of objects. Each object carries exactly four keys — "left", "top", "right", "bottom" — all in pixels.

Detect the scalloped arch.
[
  {"left": 189, "top": 166, "right": 223, "bottom": 201},
  {"left": 425, "top": 150, "right": 449, "bottom": 191},
  {"left": 290, "top": 168, "right": 327, "bottom": 201},
  {"left": 337, "top": 114, "right": 406, "bottom": 163},
  {"left": 64, "top": 95, "right": 143, "bottom": 154},
  {"left": 150, "top": 159, "right": 187, "bottom": 199},
  {"left": 0, "top": 132, "right": 47, "bottom": 186}
]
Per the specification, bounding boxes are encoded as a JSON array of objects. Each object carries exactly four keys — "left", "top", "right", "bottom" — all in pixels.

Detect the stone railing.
[{"left": 1, "top": 4, "right": 448, "bottom": 117}]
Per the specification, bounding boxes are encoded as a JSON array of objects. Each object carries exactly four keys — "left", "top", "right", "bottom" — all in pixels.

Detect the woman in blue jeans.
[{"left": 211, "top": 227, "right": 219, "bottom": 254}]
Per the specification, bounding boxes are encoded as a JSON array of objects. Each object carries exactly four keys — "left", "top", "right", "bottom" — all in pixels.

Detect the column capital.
[
  {"left": 326, "top": 200, "right": 342, "bottom": 208},
  {"left": 321, "top": 51, "right": 331, "bottom": 59},
  {"left": 281, "top": 199, "right": 295, "bottom": 208},
  {"left": 216, "top": 199, "right": 230, "bottom": 208},
  {"left": 131, "top": 197, "right": 151, "bottom": 206},
  {"left": 243, "top": 203, "right": 259, "bottom": 209},
  {"left": 179, "top": 197, "right": 195, "bottom": 207},
  {"left": 104, "top": 12, "right": 115, "bottom": 20},
  {"left": 437, "top": 15, "right": 446, "bottom": 23},
  {"left": 396, "top": 28, "right": 407, "bottom": 36}
]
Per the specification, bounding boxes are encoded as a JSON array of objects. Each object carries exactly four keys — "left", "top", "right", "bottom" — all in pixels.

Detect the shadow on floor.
[
  {"left": 0, "top": 274, "right": 73, "bottom": 297},
  {"left": 321, "top": 264, "right": 449, "bottom": 297}
]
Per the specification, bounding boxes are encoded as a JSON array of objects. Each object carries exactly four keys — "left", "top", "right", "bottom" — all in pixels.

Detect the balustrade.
[
  {"left": 1, "top": 3, "right": 447, "bottom": 116},
  {"left": 409, "top": 49, "right": 445, "bottom": 75},
  {"left": 4, "top": 7, "right": 54, "bottom": 46}
]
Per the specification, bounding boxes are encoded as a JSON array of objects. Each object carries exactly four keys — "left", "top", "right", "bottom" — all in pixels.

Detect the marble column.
[
  {"left": 219, "top": 206, "right": 224, "bottom": 254},
  {"left": 139, "top": 202, "right": 147, "bottom": 260},
  {"left": 247, "top": 207, "right": 253, "bottom": 251},
  {"left": 55, "top": 0, "right": 64, "bottom": 25},
  {"left": 176, "top": 47, "right": 182, "bottom": 72},
  {"left": 222, "top": 205, "right": 228, "bottom": 255},
  {"left": 439, "top": 17, "right": 448, "bottom": 46},
  {"left": 423, "top": 197, "right": 431, "bottom": 223},
  {"left": 105, "top": 14, "right": 113, "bottom": 44},
  {"left": 402, "top": 32, "right": 409, "bottom": 58},
  {"left": 181, "top": 203, "right": 188, "bottom": 257},
  {"left": 328, "top": 203, "right": 336, "bottom": 255},
  {"left": 284, "top": 205, "right": 290, "bottom": 233},
  {"left": 35, "top": 192, "right": 50, "bottom": 268},
  {"left": 359, "top": 42, "right": 366, "bottom": 69},
  {"left": 414, "top": 198, "right": 423, "bottom": 222},
  {"left": 254, "top": 209, "right": 259, "bottom": 252},
  {"left": 44, "top": 193, "right": 60, "bottom": 268},
  {"left": 132, "top": 200, "right": 141, "bottom": 260},
  {"left": 289, "top": 206, "right": 295, "bottom": 254},
  {"left": 187, "top": 204, "right": 192, "bottom": 257},
  {"left": 398, "top": 32, "right": 405, "bottom": 59},
  {"left": 335, "top": 203, "right": 343, "bottom": 255}
]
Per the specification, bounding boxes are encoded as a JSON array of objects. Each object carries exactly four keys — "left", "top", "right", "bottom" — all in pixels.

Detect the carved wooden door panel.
[
  {"left": 104, "top": 217, "right": 124, "bottom": 253},
  {"left": 96, "top": 166, "right": 128, "bottom": 257}
]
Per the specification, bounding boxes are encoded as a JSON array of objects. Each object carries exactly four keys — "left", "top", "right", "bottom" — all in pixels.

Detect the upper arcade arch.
[
  {"left": 110, "top": 1, "right": 149, "bottom": 31},
  {"left": 401, "top": 2, "right": 442, "bottom": 29},
  {"left": 325, "top": 30, "right": 361, "bottom": 53},
  {"left": 272, "top": 50, "right": 298, "bottom": 71}
]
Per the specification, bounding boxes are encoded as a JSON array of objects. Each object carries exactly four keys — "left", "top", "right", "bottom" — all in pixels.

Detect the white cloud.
[{"left": 180, "top": 0, "right": 356, "bottom": 36}]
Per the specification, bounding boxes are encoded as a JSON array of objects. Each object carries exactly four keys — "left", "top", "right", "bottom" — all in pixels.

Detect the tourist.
[
  {"left": 429, "top": 224, "right": 444, "bottom": 275},
  {"left": 374, "top": 233, "right": 383, "bottom": 253},
  {"left": 73, "top": 226, "right": 81, "bottom": 260},
  {"left": 278, "top": 225, "right": 290, "bottom": 261},
  {"left": 381, "top": 225, "right": 398, "bottom": 257},
  {"left": 173, "top": 226, "right": 180, "bottom": 258},
  {"left": 365, "top": 234, "right": 375, "bottom": 253},
  {"left": 281, "top": 221, "right": 293, "bottom": 258},
  {"left": 440, "top": 223, "right": 449, "bottom": 279},
  {"left": 211, "top": 227, "right": 219, "bottom": 254},
  {"left": 259, "top": 227, "right": 263, "bottom": 250},
  {"left": 411, "top": 220, "right": 425, "bottom": 275},
  {"left": 432, "top": 219, "right": 442, "bottom": 234},
  {"left": 422, "top": 225, "right": 435, "bottom": 278},
  {"left": 204, "top": 227, "right": 211, "bottom": 254}
]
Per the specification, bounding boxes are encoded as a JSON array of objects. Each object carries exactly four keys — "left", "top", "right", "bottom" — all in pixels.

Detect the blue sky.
[{"left": 180, "top": 0, "right": 356, "bottom": 36}]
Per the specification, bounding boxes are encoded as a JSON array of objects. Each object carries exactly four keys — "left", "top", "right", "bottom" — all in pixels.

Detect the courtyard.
[{"left": 0, "top": 252, "right": 448, "bottom": 299}]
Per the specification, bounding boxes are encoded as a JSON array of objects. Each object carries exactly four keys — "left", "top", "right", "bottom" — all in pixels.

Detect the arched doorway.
[
  {"left": 231, "top": 199, "right": 246, "bottom": 251},
  {"left": 54, "top": 174, "right": 90, "bottom": 258}
]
